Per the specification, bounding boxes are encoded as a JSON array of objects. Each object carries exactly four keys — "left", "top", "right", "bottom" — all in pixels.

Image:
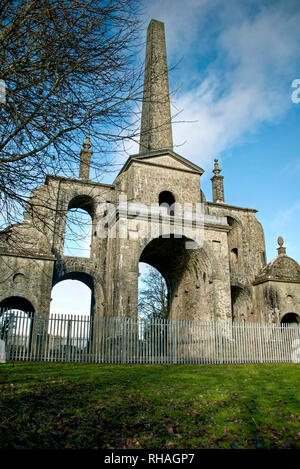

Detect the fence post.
[
  {"left": 173, "top": 321, "right": 177, "bottom": 364},
  {"left": 257, "top": 324, "right": 263, "bottom": 363},
  {"left": 218, "top": 323, "right": 223, "bottom": 364},
  {"left": 122, "top": 320, "right": 126, "bottom": 364},
  {"left": 66, "top": 319, "right": 71, "bottom": 362}
]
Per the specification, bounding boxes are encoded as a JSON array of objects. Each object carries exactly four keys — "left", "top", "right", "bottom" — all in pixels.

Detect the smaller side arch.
[
  {"left": 63, "top": 195, "right": 95, "bottom": 258},
  {"left": 67, "top": 194, "right": 95, "bottom": 218},
  {"left": 231, "top": 285, "right": 253, "bottom": 322},
  {"left": 54, "top": 192, "right": 96, "bottom": 258},
  {"left": 280, "top": 313, "right": 299, "bottom": 325},
  {"left": 0, "top": 296, "right": 35, "bottom": 313},
  {"left": 0, "top": 296, "right": 35, "bottom": 356},
  {"left": 52, "top": 269, "right": 94, "bottom": 291},
  {"left": 51, "top": 269, "right": 106, "bottom": 319},
  {"left": 227, "top": 216, "right": 245, "bottom": 274}
]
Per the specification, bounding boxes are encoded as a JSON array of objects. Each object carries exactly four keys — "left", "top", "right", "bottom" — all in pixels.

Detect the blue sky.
[
  {"left": 138, "top": 0, "right": 300, "bottom": 264},
  {"left": 51, "top": 0, "right": 300, "bottom": 315}
]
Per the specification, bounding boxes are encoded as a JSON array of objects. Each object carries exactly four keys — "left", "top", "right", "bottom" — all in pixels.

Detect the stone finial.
[
  {"left": 83, "top": 133, "right": 91, "bottom": 150},
  {"left": 211, "top": 158, "right": 225, "bottom": 203},
  {"left": 139, "top": 19, "right": 173, "bottom": 153},
  {"left": 277, "top": 236, "right": 286, "bottom": 256},
  {"left": 79, "top": 133, "right": 92, "bottom": 180},
  {"left": 212, "top": 159, "right": 222, "bottom": 176}
]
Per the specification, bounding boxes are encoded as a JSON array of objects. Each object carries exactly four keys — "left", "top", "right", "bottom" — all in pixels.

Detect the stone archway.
[
  {"left": 0, "top": 296, "right": 35, "bottom": 313},
  {"left": 50, "top": 271, "right": 98, "bottom": 353},
  {"left": 52, "top": 271, "right": 96, "bottom": 318},
  {"left": 0, "top": 296, "right": 35, "bottom": 355},
  {"left": 231, "top": 286, "right": 252, "bottom": 322},
  {"left": 63, "top": 195, "right": 95, "bottom": 258},
  {"left": 67, "top": 194, "right": 95, "bottom": 217},
  {"left": 139, "top": 235, "right": 215, "bottom": 321},
  {"left": 281, "top": 313, "right": 299, "bottom": 325}
]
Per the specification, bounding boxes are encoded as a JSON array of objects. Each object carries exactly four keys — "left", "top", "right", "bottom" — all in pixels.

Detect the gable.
[
  {"left": 117, "top": 149, "right": 204, "bottom": 177},
  {"left": 140, "top": 154, "right": 194, "bottom": 171}
]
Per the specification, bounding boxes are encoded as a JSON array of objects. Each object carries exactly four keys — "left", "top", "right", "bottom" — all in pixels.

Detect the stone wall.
[{"left": 0, "top": 149, "right": 298, "bottom": 325}]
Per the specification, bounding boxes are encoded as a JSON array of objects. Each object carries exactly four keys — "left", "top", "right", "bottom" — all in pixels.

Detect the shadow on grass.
[{"left": 0, "top": 363, "right": 299, "bottom": 449}]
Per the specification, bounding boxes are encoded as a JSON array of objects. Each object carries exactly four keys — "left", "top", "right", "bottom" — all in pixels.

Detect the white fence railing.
[{"left": 1, "top": 311, "right": 300, "bottom": 364}]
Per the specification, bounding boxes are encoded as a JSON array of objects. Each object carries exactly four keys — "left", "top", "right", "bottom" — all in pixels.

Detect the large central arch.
[{"left": 139, "top": 235, "right": 215, "bottom": 321}]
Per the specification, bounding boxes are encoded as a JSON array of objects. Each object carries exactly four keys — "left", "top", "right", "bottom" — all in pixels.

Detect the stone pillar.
[
  {"left": 79, "top": 134, "right": 92, "bottom": 180},
  {"left": 139, "top": 19, "right": 173, "bottom": 152},
  {"left": 211, "top": 159, "right": 225, "bottom": 203}
]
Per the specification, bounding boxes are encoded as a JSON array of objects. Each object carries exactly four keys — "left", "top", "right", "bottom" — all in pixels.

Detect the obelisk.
[{"left": 139, "top": 20, "right": 173, "bottom": 153}]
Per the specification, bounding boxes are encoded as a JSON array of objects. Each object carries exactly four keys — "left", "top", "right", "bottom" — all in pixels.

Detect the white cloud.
[
  {"left": 273, "top": 201, "right": 300, "bottom": 227},
  {"left": 140, "top": 1, "right": 300, "bottom": 169}
]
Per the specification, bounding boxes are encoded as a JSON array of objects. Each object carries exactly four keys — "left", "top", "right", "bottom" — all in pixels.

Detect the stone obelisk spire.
[{"left": 139, "top": 19, "right": 173, "bottom": 153}]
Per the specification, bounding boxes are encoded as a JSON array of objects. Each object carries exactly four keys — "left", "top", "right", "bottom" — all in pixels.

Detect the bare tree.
[
  {"left": 0, "top": 0, "right": 144, "bottom": 229},
  {"left": 138, "top": 265, "right": 168, "bottom": 320}
]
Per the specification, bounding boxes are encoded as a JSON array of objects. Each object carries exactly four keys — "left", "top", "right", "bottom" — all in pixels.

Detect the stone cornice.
[
  {"left": 207, "top": 201, "right": 258, "bottom": 213},
  {"left": 0, "top": 248, "right": 55, "bottom": 261},
  {"left": 253, "top": 276, "right": 300, "bottom": 286},
  {"left": 45, "top": 174, "right": 115, "bottom": 190}
]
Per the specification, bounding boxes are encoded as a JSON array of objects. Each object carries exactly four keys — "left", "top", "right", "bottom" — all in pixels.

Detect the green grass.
[{"left": 0, "top": 362, "right": 299, "bottom": 449}]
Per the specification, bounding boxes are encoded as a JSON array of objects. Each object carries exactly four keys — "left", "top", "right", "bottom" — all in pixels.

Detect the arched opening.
[
  {"left": 137, "top": 262, "right": 168, "bottom": 347},
  {"left": 227, "top": 217, "right": 242, "bottom": 274},
  {"left": 139, "top": 236, "right": 214, "bottom": 321},
  {"left": 0, "top": 296, "right": 35, "bottom": 313},
  {"left": 138, "top": 263, "right": 168, "bottom": 320},
  {"left": 159, "top": 191, "right": 175, "bottom": 216},
  {"left": 137, "top": 237, "right": 214, "bottom": 361},
  {"left": 230, "top": 248, "right": 239, "bottom": 271},
  {"left": 64, "top": 195, "right": 94, "bottom": 258},
  {"left": 0, "top": 296, "right": 35, "bottom": 355},
  {"left": 231, "top": 286, "right": 252, "bottom": 322},
  {"left": 49, "top": 275, "right": 94, "bottom": 357},
  {"left": 281, "top": 313, "right": 299, "bottom": 325},
  {"left": 50, "top": 279, "right": 93, "bottom": 317}
]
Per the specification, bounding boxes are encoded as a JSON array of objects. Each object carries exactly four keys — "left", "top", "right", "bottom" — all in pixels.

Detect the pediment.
[{"left": 118, "top": 149, "right": 204, "bottom": 176}]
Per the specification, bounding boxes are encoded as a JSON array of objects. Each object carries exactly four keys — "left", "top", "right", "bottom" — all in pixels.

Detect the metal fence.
[{"left": 0, "top": 310, "right": 300, "bottom": 364}]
